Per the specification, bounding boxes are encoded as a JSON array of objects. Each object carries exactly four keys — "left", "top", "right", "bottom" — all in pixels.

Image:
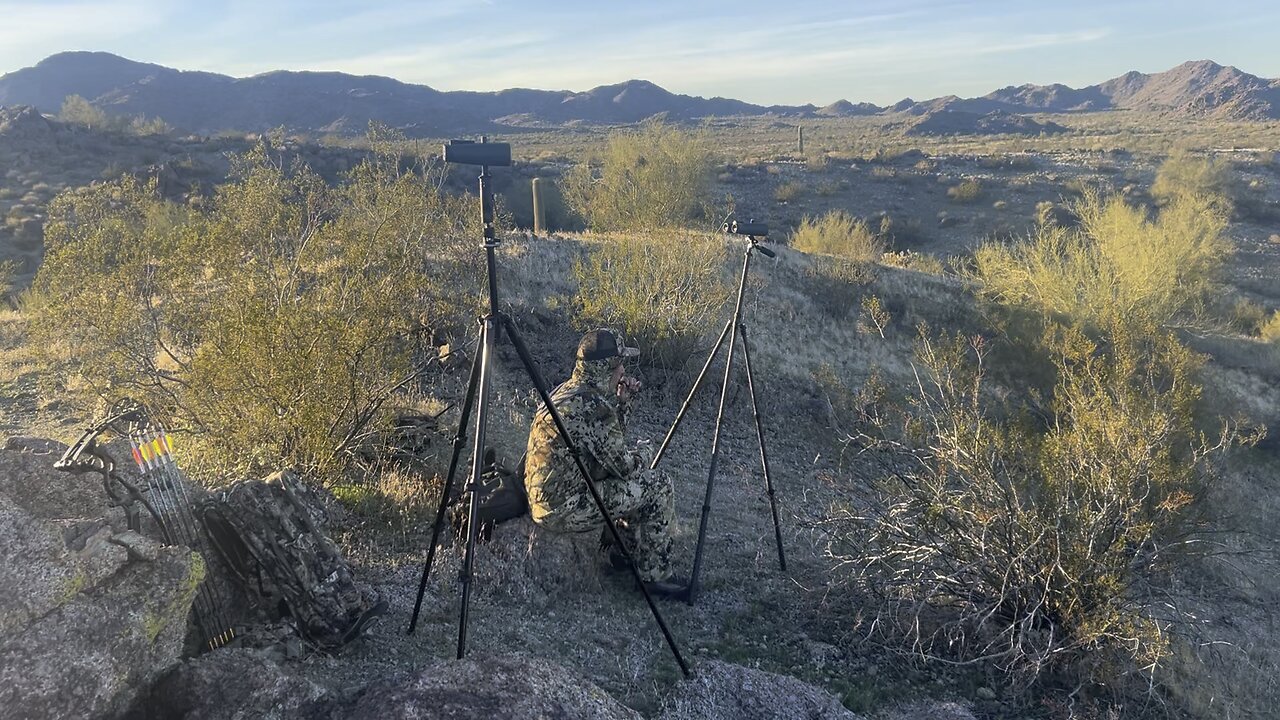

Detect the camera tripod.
[
  {"left": 650, "top": 222, "right": 786, "bottom": 604},
  {"left": 406, "top": 139, "right": 689, "bottom": 677}
]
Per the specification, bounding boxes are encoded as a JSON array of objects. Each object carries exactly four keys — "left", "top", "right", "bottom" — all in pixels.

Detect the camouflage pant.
[{"left": 530, "top": 468, "right": 674, "bottom": 582}]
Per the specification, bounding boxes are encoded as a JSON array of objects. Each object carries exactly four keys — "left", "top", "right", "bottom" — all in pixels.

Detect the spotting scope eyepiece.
[
  {"left": 443, "top": 139, "right": 512, "bottom": 167},
  {"left": 723, "top": 220, "right": 768, "bottom": 238}
]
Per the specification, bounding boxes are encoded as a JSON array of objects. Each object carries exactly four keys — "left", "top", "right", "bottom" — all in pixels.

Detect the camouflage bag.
[
  {"left": 201, "top": 470, "right": 385, "bottom": 651},
  {"left": 448, "top": 449, "right": 529, "bottom": 543}
]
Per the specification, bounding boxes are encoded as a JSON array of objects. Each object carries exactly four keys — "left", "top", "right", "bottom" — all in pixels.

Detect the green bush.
[
  {"left": 1151, "top": 151, "right": 1235, "bottom": 215},
  {"left": 29, "top": 134, "right": 481, "bottom": 480},
  {"left": 826, "top": 318, "right": 1245, "bottom": 694},
  {"left": 805, "top": 152, "right": 831, "bottom": 173},
  {"left": 0, "top": 259, "right": 18, "bottom": 304},
  {"left": 571, "top": 232, "right": 729, "bottom": 370},
  {"left": 1228, "top": 297, "right": 1271, "bottom": 335},
  {"left": 879, "top": 250, "right": 943, "bottom": 274},
  {"left": 946, "top": 178, "right": 982, "bottom": 203},
  {"left": 561, "top": 122, "right": 716, "bottom": 232},
  {"left": 972, "top": 191, "right": 1231, "bottom": 327},
  {"left": 774, "top": 181, "right": 804, "bottom": 202},
  {"left": 1262, "top": 311, "right": 1280, "bottom": 343},
  {"left": 59, "top": 95, "right": 110, "bottom": 130},
  {"left": 790, "top": 210, "right": 884, "bottom": 262}
]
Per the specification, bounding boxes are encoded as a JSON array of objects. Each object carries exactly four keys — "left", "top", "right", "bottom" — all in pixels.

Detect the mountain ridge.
[{"left": 1, "top": 52, "right": 1276, "bottom": 136}]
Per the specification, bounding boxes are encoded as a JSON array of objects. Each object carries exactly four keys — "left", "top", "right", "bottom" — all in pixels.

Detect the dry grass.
[
  {"left": 1262, "top": 310, "right": 1280, "bottom": 342},
  {"left": 790, "top": 210, "right": 885, "bottom": 262}
]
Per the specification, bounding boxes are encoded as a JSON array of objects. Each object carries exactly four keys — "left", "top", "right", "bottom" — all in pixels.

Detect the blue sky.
[{"left": 2, "top": 0, "right": 1278, "bottom": 105}]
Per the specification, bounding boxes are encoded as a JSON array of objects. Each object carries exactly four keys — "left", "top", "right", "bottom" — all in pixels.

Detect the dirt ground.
[{"left": 285, "top": 239, "right": 969, "bottom": 717}]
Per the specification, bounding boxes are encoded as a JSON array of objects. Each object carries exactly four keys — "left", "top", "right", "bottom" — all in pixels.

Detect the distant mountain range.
[{"left": 1, "top": 52, "right": 1277, "bottom": 137}]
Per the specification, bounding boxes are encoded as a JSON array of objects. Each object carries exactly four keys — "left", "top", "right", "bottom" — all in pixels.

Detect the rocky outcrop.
[
  {"left": 658, "top": 659, "right": 864, "bottom": 720},
  {"left": 336, "top": 654, "right": 642, "bottom": 719},
  {"left": 128, "top": 648, "right": 331, "bottom": 720},
  {"left": 146, "top": 652, "right": 642, "bottom": 720},
  {"left": 0, "top": 105, "right": 54, "bottom": 139},
  {"left": 0, "top": 437, "right": 201, "bottom": 720}
]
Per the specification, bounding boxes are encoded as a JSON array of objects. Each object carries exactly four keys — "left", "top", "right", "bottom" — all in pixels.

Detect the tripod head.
[
  {"left": 444, "top": 138, "right": 511, "bottom": 249},
  {"left": 722, "top": 219, "right": 775, "bottom": 258}
]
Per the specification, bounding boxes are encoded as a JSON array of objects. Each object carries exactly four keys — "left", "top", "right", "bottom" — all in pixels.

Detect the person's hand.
[{"left": 617, "top": 375, "right": 642, "bottom": 402}]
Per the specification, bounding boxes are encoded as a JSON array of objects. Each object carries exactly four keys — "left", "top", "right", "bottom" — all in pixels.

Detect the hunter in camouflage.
[{"left": 524, "top": 329, "right": 684, "bottom": 596}]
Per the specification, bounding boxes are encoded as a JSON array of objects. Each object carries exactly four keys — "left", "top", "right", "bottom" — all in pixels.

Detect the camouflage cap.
[{"left": 577, "top": 328, "right": 640, "bottom": 362}]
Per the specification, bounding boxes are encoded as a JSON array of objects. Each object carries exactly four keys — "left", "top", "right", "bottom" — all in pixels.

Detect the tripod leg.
[
  {"left": 689, "top": 316, "right": 740, "bottom": 605},
  {"left": 738, "top": 324, "right": 786, "bottom": 572},
  {"left": 457, "top": 317, "right": 496, "bottom": 659},
  {"left": 651, "top": 317, "right": 733, "bottom": 469},
  {"left": 408, "top": 330, "right": 484, "bottom": 634},
  {"left": 499, "top": 314, "right": 691, "bottom": 678}
]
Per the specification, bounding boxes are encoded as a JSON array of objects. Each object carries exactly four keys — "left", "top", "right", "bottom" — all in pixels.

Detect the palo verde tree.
[
  {"left": 825, "top": 190, "right": 1258, "bottom": 706},
  {"left": 561, "top": 121, "right": 718, "bottom": 232},
  {"left": 30, "top": 129, "right": 483, "bottom": 480}
]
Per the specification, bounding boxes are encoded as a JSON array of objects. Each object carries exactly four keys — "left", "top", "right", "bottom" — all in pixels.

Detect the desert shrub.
[
  {"left": 946, "top": 178, "right": 982, "bottom": 203},
  {"left": 1262, "top": 311, "right": 1280, "bottom": 343},
  {"left": 1228, "top": 297, "right": 1271, "bottom": 335},
  {"left": 29, "top": 134, "right": 481, "bottom": 480},
  {"left": 561, "top": 122, "right": 717, "bottom": 232},
  {"left": 130, "top": 115, "right": 173, "bottom": 136},
  {"left": 1151, "top": 151, "right": 1235, "bottom": 215},
  {"left": 875, "top": 214, "right": 925, "bottom": 247},
  {"left": 59, "top": 95, "right": 111, "bottom": 131},
  {"left": 774, "top": 181, "right": 804, "bottom": 202},
  {"left": 571, "top": 232, "right": 729, "bottom": 370},
  {"left": 790, "top": 210, "right": 885, "bottom": 262},
  {"left": 825, "top": 319, "right": 1244, "bottom": 695},
  {"left": 814, "top": 180, "right": 843, "bottom": 197},
  {"left": 1062, "top": 177, "right": 1097, "bottom": 197},
  {"left": 973, "top": 191, "right": 1231, "bottom": 327},
  {"left": 0, "top": 259, "right": 17, "bottom": 304},
  {"left": 879, "top": 250, "right": 944, "bottom": 275},
  {"left": 858, "top": 295, "right": 890, "bottom": 337}
]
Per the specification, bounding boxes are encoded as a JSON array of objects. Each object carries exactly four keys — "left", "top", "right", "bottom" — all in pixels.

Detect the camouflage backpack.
[
  {"left": 201, "top": 470, "right": 385, "bottom": 651},
  {"left": 448, "top": 449, "right": 529, "bottom": 543}
]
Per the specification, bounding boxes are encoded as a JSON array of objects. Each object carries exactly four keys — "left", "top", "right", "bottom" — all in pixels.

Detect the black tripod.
[
  {"left": 406, "top": 139, "right": 689, "bottom": 677},
  {"left": 650, "top": 221, "right": 786, "bottom": 604}
]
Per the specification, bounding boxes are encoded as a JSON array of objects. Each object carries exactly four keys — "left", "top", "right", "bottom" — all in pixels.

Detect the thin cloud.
[
  {"left": 0, "top": 1, "right": 165, "bottom": 54},
  {"left": 415, "top": 23, "right": 1112, "bottom": 104}
]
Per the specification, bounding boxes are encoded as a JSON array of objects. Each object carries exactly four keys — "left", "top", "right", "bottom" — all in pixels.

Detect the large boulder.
[
  {"left": 658, "top": 659, "right": 864, "bottom": 720},
  {"left": 0, "top": 437, "right": 201, "bottom": 720},
  {"left": 335, "top": 654, "right": 642, "bottom": 720},
  {"left": 128, "top": 648, "right": 331, "bottom": 720},
  {"left": 0, "top": 106, "right": 55, "bottom": 140}
]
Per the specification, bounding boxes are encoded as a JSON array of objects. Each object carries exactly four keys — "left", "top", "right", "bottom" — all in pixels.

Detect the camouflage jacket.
[{"left": 524, "top": 357, "right": 645, "bottom": 522}]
